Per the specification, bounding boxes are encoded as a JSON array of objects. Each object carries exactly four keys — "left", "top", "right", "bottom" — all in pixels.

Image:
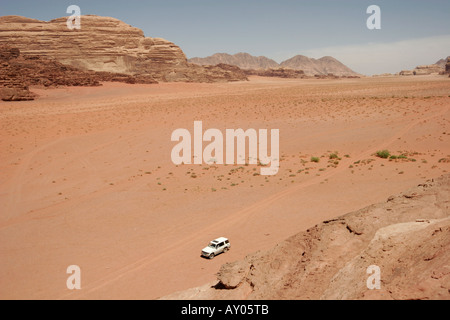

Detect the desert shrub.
[
  {"left": 376, "top": 150, "right": 390, "bottom": 159},
  {"left": 311, "top": 157, "right": 320, "bottom": 163},
  {"left": 329, "top": 153, "right": 339, "bottom": 160}
]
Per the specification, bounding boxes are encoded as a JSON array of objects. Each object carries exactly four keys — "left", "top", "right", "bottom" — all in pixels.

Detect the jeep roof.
[{"left": 211, "top": 237, "right": 228, "bottom": 244}]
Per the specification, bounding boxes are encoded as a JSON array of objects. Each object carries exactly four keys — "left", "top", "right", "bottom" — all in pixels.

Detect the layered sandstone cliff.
[{"left": 0, "top": 15, "right": 247, "bottom": 83}]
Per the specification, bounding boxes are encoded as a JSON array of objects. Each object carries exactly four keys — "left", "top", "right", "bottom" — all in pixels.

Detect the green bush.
[
  {"left": 329, "top": 153, "right": 339, "bottom": 160},
  {"left": 311, "top": 157, "right": 320, "bottom": 163},
  {"left": 376, "top": 150, "right": 390, "bottom": 159}
]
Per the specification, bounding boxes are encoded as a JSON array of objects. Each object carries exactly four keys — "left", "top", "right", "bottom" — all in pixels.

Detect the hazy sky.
[{"left": 2, "top": 0, "right": 450, "bottom": 75}]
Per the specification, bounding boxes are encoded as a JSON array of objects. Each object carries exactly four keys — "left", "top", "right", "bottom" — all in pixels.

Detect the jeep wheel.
[
  {"left": 223, "top": 247, "right": 228, "bottom": 253},
  {"left": 209, "top": 254, "right": 215, "bottom": 259}
]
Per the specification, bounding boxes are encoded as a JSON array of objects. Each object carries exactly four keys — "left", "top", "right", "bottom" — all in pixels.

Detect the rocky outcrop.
[
  {"left": 0, "top": 15, "right": 247, "bottom": 83},
  {"left": 399, "top": 60, "right": 447, "bottom": 76},
  {"left": 244, "top": 68, "right": 306, "bottom": 78},
  {"left": 0, "top": 87, "right": 35, "bottom": 101},
  {"left": 446, "top": 57, "right": 450, "bottom": 75},
  {"left": 0, "top": 46, "right": 35, "bottom": 101},
  {"left": 162, "top": 175, "right": 450, "bottom": 300},
  {"left": 413, "top": 64, "right": 442, "bottom": 75}
]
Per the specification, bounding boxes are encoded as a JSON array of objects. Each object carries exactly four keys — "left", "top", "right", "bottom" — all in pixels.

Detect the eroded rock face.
[
  {"left": 0, "top": 15, "right": 247, "bottom": 83},
  {"left": 446, "top": 57, "right": 450, "bottom": 74}
]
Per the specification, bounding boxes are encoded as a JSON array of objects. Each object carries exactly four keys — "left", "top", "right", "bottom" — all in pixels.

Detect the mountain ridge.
[{"left": 189, "top": 52, "right": 360, "bottom": 76}]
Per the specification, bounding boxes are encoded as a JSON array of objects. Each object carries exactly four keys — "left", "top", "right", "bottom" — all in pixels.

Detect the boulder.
[{"left": 0, "top": 87, "right": 35, "bottom": 101}]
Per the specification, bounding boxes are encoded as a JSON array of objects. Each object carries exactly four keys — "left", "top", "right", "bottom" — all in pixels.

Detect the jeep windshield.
[{"left": 208, "top": 243, "right": 217, "bottom": 248}]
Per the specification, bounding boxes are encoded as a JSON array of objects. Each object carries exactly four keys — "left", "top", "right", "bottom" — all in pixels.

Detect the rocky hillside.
[
  {"left": 163, "top": 175, "right": 450, "bottom": 300},
  {"left": 0, "top": 15, "right": 247, "bottom": 83},
  {"left": 189, "top": 53, "right": 360, "bottom": 77}
]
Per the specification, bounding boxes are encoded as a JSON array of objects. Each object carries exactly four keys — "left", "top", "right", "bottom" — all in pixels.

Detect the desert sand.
[{"left": 0, "top": 75, "right": 449, "bottom": 299}]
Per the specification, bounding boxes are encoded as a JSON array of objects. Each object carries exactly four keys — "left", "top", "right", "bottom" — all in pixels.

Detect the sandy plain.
[{"left": 0, "top": 75, "right": 449, "bottom": 299}]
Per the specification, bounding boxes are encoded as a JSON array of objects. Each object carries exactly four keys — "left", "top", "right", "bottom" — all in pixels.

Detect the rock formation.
[
  {"left": 244, "top": 68, "right": 306, "bottom": 78},
  {"left": 446, "top": 57, "right": 450, "bottom": 75},
  {"left": 399, "top": 58, "right": 448, "bottom": 76},
  {"left": 0, "top": 15, "right": 247, "bottom": 83},
  {"left": 0, "top": 46, "right": 35, "bottom": 101},
  {"left": 162, "top": 175, "right": 450, "bottom": 300},
  {"left": 413, "top": 65, "right": 442, "bottom": 75}
]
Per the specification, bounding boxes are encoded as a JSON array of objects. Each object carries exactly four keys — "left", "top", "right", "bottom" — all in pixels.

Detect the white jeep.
[{"left": 201, "top": 237, "right": 231, "bottom": 259}]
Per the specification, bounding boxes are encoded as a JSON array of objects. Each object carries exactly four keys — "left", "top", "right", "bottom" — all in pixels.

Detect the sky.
[{"left": 1, "top": 0, "right": 450, "bottom": 75}]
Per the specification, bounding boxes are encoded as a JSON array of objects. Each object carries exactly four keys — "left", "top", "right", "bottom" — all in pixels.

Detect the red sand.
[{"left": 0, "top": 76, "right": 449, "bottom": 299}]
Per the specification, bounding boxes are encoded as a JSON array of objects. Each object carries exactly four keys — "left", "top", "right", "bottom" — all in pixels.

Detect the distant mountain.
[
  {"left": 189, "top": 53, "right": 279, "bottom": 70},
  {"left": 280, "top": 55, "right": 359, "bottom": 77},
  {"left": 189, "top": 52, "right": 359, "bottom": 77},
  {"left": 435, "top": 56, "right": 450, "bottom": 68}
]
